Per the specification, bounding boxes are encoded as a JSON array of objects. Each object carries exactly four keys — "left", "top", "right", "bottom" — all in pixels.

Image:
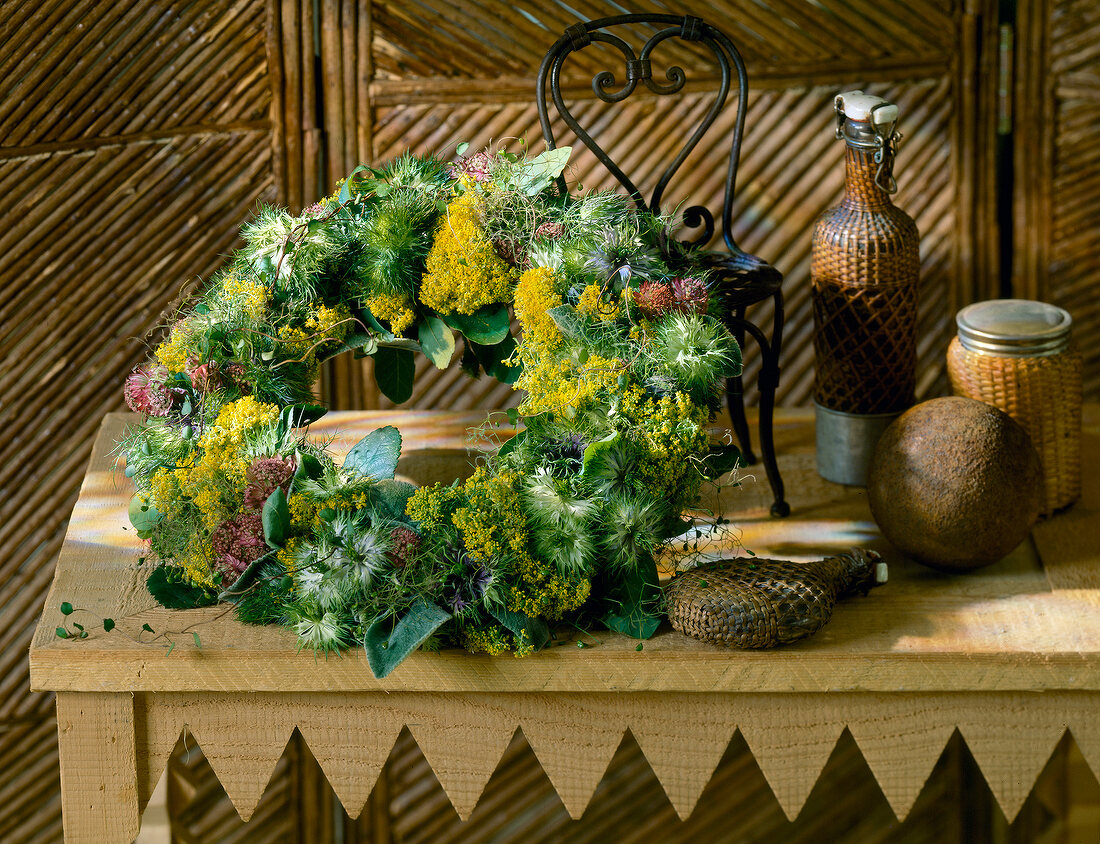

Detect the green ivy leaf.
[
  {"left": 192, "top": 632, "right": 202, "bottom": 649},
  {"left": 580, "top": 431, "right": 620, "bottom": 478},
  {"left": 363, "top": 600, "right": 451, "bottom": 679},
  {"left": 279, "top": 403, "right": 328, "bottom": 433},
  {"left": 103, "top": 618, "right": 115, "bottom": 633},
  {"left": 471, "top": 334, "right": 519, "bottom": 384},
  {"left": 292, "top": 452, "right": 325, "bottom": 489},
  {"left": 262, "top": 487, "right": 291, "bottom": 549},
  {"left": 441, "top": 305, "right": 510, "bottom": 345},
  {"left": 55, "top": 627, "right": 68, "bottom": 639},
  {"left": 374, "top": 346, "right": 415, "bottom": 404},
  {"left": 455, "top": 141, "right": 470, "bottom": 156},
  {"left": 60, "top": 602, "right": 73, "bottom": 616},
  {"left": 418, "top": 316, "right": 455, "bottom": 370},
  {"left": 322, "top": 331, "right": 378, "bottom": 361},
  {"left": 344, "top": 426, "right": 402, "bottom": 481},
  {"left": 339, "top": 164, "right": 369, "bottom": 203},
  {"left": 516, "top": 146, "right": 572, "bottom": 195},
  {"left": 147, "top": 566, "right": 219, "bottom": 610},
  {"left": 602, "top": 553, "right": 663, "bottom": 640},
  {"left": 142, "top": 623, "right": 155, "bottom": 634},
  {"left": 219, "top": 555, "right": 281, "bottom": 604},
  {"left": 357, "top": 306, "right": 395, "bottom": 343}
]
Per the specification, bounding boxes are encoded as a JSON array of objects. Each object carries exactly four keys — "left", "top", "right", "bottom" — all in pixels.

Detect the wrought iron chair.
[{"left": 536, "top": 13, "right": 789, "bottom": 516}]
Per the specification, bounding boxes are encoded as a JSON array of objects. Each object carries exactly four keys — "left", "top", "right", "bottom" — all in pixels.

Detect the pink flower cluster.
[
  {"left": 449, "top": 149, "right": 496, "bottom": 183},
  {"left": 124, "top": 366, "right": 175, "bottom": 417},
  {"left": 211, "top": 512, "right": 267, "bottom": 576},
  {"left": 630, "top": 277, "right": 710, "bottom": 320},
  {"left": 388, "top": 526, "right": 421, "bottom": 568},
  {"left": 243, "top": 456, "right": 297, "bottom": 511},
  {"left": 534, "top": 221, "right": 565, "bottom": 240},
  {"left": 188, "top": 361, "right": 220, "bottom": 393}
]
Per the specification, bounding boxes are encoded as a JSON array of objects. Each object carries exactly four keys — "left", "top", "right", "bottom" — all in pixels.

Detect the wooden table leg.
[{"left": 56, "top": 692, "right": 140, "bottom": 844}]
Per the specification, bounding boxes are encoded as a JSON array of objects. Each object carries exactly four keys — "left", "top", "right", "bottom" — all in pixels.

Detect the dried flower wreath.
[{"left": 119, "top": 144, "right": 743, "bottom": 677}]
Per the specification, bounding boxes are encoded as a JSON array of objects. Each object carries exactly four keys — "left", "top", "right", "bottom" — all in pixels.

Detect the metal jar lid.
[{"left": 956, "top": 299, "right": 1072, "bottom": 357}]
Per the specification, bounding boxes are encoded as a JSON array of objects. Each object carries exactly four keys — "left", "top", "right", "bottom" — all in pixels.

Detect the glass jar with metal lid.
[{"left": 947, "top": 299, "right": 1081, "bottom": 514}]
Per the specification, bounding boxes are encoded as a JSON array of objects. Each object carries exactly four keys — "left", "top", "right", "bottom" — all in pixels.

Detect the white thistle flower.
[{"left": 294, "top": 611, "right": 345, "bottom": 653}]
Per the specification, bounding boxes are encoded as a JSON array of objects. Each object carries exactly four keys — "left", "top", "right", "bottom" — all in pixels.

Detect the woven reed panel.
[
  {"left": 1015, "top": 0, "right": 1100, "bottom": 400},
  {"left": 0, "top": 1, "right": 275, "bottom": 841}
]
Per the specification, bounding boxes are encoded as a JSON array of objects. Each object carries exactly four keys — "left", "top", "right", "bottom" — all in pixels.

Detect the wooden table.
[{"left": 30, "top": 409, "right": 1100, "bottom": 843}]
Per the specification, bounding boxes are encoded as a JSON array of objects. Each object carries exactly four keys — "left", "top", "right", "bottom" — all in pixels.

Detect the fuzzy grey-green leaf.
[
  {"left": 363, "top": 600, "right": 451, "bottom": 678},
  {"left": 344, "top": 426, "right": 403, "bottom": 481}
]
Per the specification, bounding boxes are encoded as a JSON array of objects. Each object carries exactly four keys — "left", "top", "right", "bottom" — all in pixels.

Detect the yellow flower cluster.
[
  {"left": 576, "top": 282, "right": 621, "bottom": 322},
  {"left": 288, "top": 490, "right": 369, "bottom": 531},
  {"left": 220, "top": 275, "right": 269, "bottom": 321},
  {"left": 367, "top": 290, "right": 417, "bottom": 334},
  {"left": 275, "top": 536, "right": 304, "bottom": 577},
  {"left": 176, "top": 397, "right": 280, "bottom": 530},
  {"left": 405, "top": 481, "right": 465, "bottom": 532},
  {"left": 407, "top": 465, "right": 590, "bottom": 631},
  {"left": 155, "top": 322, "right": 196, "bottom": 373},
  {"left": 419, "top": 193, "right": 516, "bottom": 315},
  {"left": 462, "top": 625, "right": 512, "bottom": 656},
  {"left": 177, "top": 533, "right": 216, "bottom": 588},
  {"left": 277, "top": 325, "right": 313, "bottom": 358},
  {"left": 288, "top": 493, "right": 319, "bottom": 530},
  {"left": 617, "top": 387, "right": 710, "bottom": 504},
  {"left": 149, "top": 468, "right": 182, "bottom": 517},
  {"left": 506, "top": 563, "right": 591, "bottom": 621},
  {"left": 513, "top": 266, "right": 563, "bottom": 355},
  {"left": 306, "top": 304, "right": 350, "bottom": 339},
  {"left": 277, "top": 304, "right": 351, "bottom": 369},
  {"left": 516, "top": 354, "right": 623, "bottom": 419},
  {"left": 450, "top": 467, "right": 532, "bottom": 565}
]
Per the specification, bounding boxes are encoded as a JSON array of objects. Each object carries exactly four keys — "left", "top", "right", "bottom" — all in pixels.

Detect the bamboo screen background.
[{"left": 1, "top": 1, "right": 1097, "bottom": 841}]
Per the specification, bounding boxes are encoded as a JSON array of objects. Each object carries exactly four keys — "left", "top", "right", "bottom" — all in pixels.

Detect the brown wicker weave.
[
  {"left": 812, "top": 144, "right": 920, "bottom": 414},
  {"left": 947, "top": 336, "right": 1082, "bottom": 514},
  {"left": 665, "top": 550, "right": 886, "bottom": 649}
]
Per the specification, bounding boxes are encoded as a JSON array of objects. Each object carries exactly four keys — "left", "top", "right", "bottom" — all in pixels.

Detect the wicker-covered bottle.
[{"left": 812, "top": 90, "right": 919, "bottom": 485}]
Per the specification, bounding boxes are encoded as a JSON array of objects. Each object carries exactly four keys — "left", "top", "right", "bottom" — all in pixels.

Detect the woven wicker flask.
[
  {"left": 811, "top": 91, "right": 920, "bottom": 485},
  {"left": 947, "top": 299, "right": 1082, "bottom": 515}
]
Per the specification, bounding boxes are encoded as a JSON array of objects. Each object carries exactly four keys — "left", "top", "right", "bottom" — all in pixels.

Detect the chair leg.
[
  {"left": 725, "top": 375, "right": 756, "bottom": 466},
  {"left": 759, "top": 289, "right": 788, "bottom": 517},
  {"left": 725, "top": 306, "right": 756, "bottom": 465},
  {"left": 725, "top": 297, "right": 789, "bottom": 517}
]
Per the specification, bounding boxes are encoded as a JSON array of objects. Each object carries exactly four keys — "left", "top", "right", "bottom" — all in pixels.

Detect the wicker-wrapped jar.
[
  {"left": 812, "top": 90, "right": 920, "bottom": 486},
  {"left": 947, "top": 299, "right": 1082, "bottom": 515}
]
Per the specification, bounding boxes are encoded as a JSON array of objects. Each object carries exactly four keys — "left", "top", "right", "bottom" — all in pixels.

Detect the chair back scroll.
[{"left": 536, "top": 13, "right": 750, "bottom": 253}]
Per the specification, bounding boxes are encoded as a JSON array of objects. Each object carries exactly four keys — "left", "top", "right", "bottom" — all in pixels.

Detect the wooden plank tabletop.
[{"left": 29, "top": 407, "right": 1100, "bottom": 694}]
